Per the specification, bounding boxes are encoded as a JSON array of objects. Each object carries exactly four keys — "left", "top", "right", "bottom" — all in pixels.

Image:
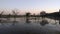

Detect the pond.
[{"left": 0, "top": 17, "right": 60, "bottom": 34}]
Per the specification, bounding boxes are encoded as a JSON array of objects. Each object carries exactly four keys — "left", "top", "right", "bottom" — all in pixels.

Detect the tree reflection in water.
[
  {"left": 40, "top": 19, "right": 49, "bottom": 26},
  {"left": 59, "top": 19, "right": 60, "bottom": 24},
  {"left": 26, "top": 18, "right": 31, "bottom": 24},
  {"left": 25, "top": 12, "right": 31, "bottom": 24},
  {"left": 12, "top": 20, "right": 18, "bottom": 25}
]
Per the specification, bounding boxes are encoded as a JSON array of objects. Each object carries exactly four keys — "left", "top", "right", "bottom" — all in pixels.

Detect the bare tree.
[
  {"left": 0, "top": 11, "right": 4, "bottom": 17},
  {"left": 12, "top": 10, "right": 19, "bottom": 15},
  {"left": 0, "top": 11, "right": 4, "bottom": 22},
  {"left": 12, "top": 10, "right": 19, "bottom": 22}
]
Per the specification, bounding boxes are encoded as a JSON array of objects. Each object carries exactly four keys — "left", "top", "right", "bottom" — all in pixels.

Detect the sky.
[{"left": 0, "top": 0, "right": 60, "bottom": 14}]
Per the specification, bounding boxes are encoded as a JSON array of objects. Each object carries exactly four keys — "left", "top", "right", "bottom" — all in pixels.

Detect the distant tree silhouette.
[
  {"left": 26, "top": 12, "right": 31, "bottom": 17},
  {"left": 40, "top": 11, "right": 46, "bottom": 20},
  {"left": 40, "top": 11, "right": 46, "bottom": 16}
]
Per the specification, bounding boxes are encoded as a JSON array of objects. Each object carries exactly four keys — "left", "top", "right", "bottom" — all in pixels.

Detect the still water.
[{"left": 0, "top": 17, "right": 60, "bottom": 34}]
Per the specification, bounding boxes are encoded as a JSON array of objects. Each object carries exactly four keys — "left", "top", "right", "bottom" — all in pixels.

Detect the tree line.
[{"left": 0, "top": 10, "right": 47, "bottom": 18}]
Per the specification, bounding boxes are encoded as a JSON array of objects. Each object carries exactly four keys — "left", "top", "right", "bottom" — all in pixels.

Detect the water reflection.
[
  {"left": 12, "top": 21, "right": 18, "bottom": 25},
  {"left": 40, "top": 19, "right": 49, "bottom": 26},
  {"left": 0, "top": 18, "right": 19, "bottom": 25},
  {"left": 26, "top": 18, "right": 31, "bottom": 24},
  {"left": 0, "top": 18, "right": 2, "bottom": 22},
  {"left": 59, "top": 19, "right": 60, "bottom": 24},
  {"left": 0, "top": 17, "right": 59, "bottom": 34}
]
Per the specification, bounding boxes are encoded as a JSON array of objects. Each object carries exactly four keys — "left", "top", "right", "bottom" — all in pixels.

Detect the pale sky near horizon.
[{"left": 0, "top": 0, "right": 60, "bottom": 14}]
